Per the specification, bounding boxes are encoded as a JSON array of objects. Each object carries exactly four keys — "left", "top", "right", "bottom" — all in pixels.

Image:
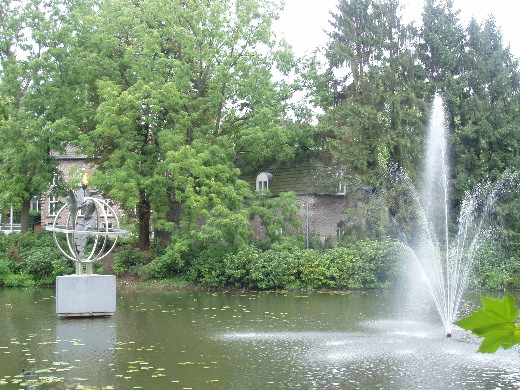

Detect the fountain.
[{"left": 399, "top": 93, "right": 514, "bottom": 336}]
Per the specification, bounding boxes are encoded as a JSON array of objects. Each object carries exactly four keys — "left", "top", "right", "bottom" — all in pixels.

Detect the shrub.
[
  {"left": 0, "top": 256, "right": 35, "bottom": 287},
  {"left": 249, "top": 250, "right": 300, "bottom": 289},
  {"left": 19, "top": 247, "right": 73, "bottom": 284},
  {"left": 112, "top": 245, "right": 148, "bottom": 275},
  {"left": 224, "top": 245, "right": 261, "bottom": 288},
  {"left": 1, "top": 272, "right": 35, "bottom": 287},
  {"left": 470, "top": 241, "right": 515, "bottom": 290},
  {"left": 0, "top": 257, "right": 11, "bottom": 284},
  {"left": 184, "top": 255, "right": 227, "bottom": 287},
  {"left": 29, "top": 211, "right": 41, "bottom": 229},
  {"left": 298, "top": 249, "right": 334, "bottom": 288},
  {"left": 140, "top": 254, "right": 177, "bottom": 279}
]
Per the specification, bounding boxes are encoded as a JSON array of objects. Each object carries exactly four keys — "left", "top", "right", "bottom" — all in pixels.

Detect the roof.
[{"left": 248, "top": 160, "right": 346, "bottom": 196}]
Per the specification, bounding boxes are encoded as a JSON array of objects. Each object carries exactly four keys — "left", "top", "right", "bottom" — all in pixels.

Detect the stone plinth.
[{"left": 56, "top": 274, "right": 116, "bottom": 317}]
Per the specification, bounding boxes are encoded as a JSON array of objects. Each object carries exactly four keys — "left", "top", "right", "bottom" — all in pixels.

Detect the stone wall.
[
  {"left": 297, "top": 194, "right": 363, "bottom": 246},
  {"left": 250, "top": 194, "right": 365, "bottom": 247}
]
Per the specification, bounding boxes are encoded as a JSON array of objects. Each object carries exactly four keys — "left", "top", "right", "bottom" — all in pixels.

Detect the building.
[
  {"left": 250, "top": 160, "right": 369, "bottom": 247},
  {"left": 28, "top": 149, "right": 367, "bottom": 245}
]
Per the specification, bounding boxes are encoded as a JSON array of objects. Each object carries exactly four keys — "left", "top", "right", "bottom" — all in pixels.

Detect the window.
[
  {"left": 256, "top": 172, "right": 273, "bottom": 192},
  {"left": 338, "top": 181, "right": 346, "bottom": 194},
  {"left": 30, "top": 197, "right": 40, "bottom": 212},
  {"left": 52, "top": 173, "right": 59, "bottom": 186},
  {"left": 49, "top": 196, "right": 61, "bottom": 217},
  {"left": 336, "top": 221, "right": 345, "bottom": 239},
  {"left": 103, "top": 199, "right": 114, "bottom": 217}
]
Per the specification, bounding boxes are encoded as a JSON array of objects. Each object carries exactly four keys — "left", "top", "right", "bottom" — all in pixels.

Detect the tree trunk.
[
  {"left": 155, "top": 200, "right": 181, "bottom": 245},
  {"left": 20, "top": 197, "right": 31, "bottom": 233},
  {"left": 136, "top": 189, "right": 151, "bottom": 249}
]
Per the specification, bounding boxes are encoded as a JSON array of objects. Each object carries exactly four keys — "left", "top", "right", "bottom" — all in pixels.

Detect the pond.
[{"left": 1, "top": 287, "right": 519, "bottom": 389}]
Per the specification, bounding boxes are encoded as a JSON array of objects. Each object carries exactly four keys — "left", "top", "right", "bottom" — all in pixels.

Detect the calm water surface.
[{"left": 1, "top": 287, "right": 519, "bottom": 389}]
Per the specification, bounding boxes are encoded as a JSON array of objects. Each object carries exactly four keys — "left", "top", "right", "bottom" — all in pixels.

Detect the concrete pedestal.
[{"left": 56, "top": 275, "right": 116, "bottom": 317}]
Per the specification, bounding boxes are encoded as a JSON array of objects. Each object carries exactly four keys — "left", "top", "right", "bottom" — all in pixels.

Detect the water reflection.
[
  {"left": 0, "top": 287, "right": 519, "bottom": 389},
  {"left": 55, "top": 317, "right": 117, "bottom": 386}
]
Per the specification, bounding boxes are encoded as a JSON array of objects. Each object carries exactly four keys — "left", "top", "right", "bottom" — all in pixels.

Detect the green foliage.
[
  {"left": 29, "top": 211, "right": 41, "bottom": 229},
  {"left": 0, "top": 0, "right": 77, "bottom": 232},
  {"left": 112, "top": 245, "right": 148, "bottom": 276},
  {"left": 19, "top": 247, "right": 72, "bottom": 285},
  {"left": 309, "top": 0, "right": 518, "bottom": 251},
  {"left": 223, "top": 245, "right": 262, "bottom": 288},
  {"left": 470, "top": 241, "right": 513, "bottom": 290},
  {"left": 0, "top": 230, "right": 58, "bottom": 261},
  {"left": 299, "top": 239, "right": 404, "bottom": 289},
  {"left": 146, "top": 238, "right": 404, "bottom": 290},
  {"left": 316, "top": 0, "right": 425, "bottom": 185},
  {"left": 0, "top": 231, "right": 72, "bottom": 285},
  {"left": 184, "top": 251, "right": 228, "bottom": 288},
  {"left": 0, "top": 0, "right": 517, "bottom": 284},
  {"left": 247, "top": 190, "right": 302, "bottom": 250},
  {"left": 140, "top": 254, "right": 177, "bottom": 280},
  {"left": 68, "top": 0, "right": 302, "bottom": 249},
  {"left": 0, "top": 255, "right": 35, "bottom": 287},
  {"left": 249, "top": 250, "right": 301, "bottom": 289},
  {"left": 455, "top": 294, "right": 520, "bottom": 353},
  {"left": 223, "top": 249, "right": 301, "bottom": 289},
  {"left": 165, "top": 138, "right": 255, "bottom": 258},
  {"left": 0, "top": 272, "right": 35, "bottom": 287}
]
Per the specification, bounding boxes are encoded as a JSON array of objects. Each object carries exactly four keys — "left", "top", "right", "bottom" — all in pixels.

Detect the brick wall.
[{"left": 250, "top": 194, "right": 365, "bottom": 246}]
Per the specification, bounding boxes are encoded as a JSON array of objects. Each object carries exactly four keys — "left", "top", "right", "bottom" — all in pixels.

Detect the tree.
[
  {"left": 417, "top": 0, "right": 465, "bottom": 92},
  {"left": 452, "top": 17, "right": 520, "bottom": 197},
  {"left": 312, "top": 0, "right": 425, "bottom": 188},
  {"left": 72, "top": 0, "right": 304, "bottom": 250},
  {"left": 0, "top": 0, "right": 75, "bottom": 232}
]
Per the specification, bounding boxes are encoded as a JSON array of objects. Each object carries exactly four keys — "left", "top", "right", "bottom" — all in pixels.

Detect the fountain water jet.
[{"left": 400, "top": 93, "right": 515, "bottom": 336}]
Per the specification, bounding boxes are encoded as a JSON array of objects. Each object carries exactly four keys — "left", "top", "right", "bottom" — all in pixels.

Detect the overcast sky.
[{"left": 274, "top": 0, "right": 520, "bottom": 58}]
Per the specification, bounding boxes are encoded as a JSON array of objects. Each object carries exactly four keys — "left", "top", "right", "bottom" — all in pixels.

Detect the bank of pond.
[{"left": 0, "top": 231, "right": 517, "bottom": 291}]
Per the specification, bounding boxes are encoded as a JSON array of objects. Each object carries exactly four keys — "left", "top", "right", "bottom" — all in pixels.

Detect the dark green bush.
[
  {"left": 140, "top": 242, "right": 186, "bottom": 279},
  {"left": 0, "top": 257, "right": 35, "bottom": 287},
  {"left": 224, "top": 245, "right": 261, "bottom": 288},
  {"left": 470, "top": 241, "right": 517, "bottom": 290},
  {"left": 297, "top": 239, "right": 404, "bottom": 289},
  {"left": 139, "top": 254, "right": 173, "bottom": 279},
  {"left": 0, "top": 231, "right": 74, "bottom": 284},
  {"left": 298, "top": 248, "right": 334, "bottom": 288},
  {"left": 112, "top": 245, "right": 148, "bottom": 275},
  {"left": 19, "top": 247, "right": 73, "bottom": 284},
  {"left": 249, "top": 250, "right": 300, "bottom": 289},
  {"left": 29, "top": 211, "right": 41, "bottom": 229},
  {"left": 135, "top": 238, "right": 409, "bottom": 290},
  {"left": 1, "top": 272, "right": 35, "bottom": 287},
  {"left": 343, "top": 239, "right": 405, "bottom": 288},
  {"left": 184, "top": 255, "right": 227, "bottom": 287}
]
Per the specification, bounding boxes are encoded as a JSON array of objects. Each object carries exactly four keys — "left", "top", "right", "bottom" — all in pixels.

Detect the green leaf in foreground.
[{"left": 454, "top": 294, "right": 520, "bottom": 353}]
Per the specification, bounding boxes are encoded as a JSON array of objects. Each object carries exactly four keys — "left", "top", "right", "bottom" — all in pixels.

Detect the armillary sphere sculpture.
[{"left": 46, "top": 173, "right": 128, "bottom": 275}]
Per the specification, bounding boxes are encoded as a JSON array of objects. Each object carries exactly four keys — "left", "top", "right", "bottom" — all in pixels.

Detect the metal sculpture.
[{"left": 46, "top": 173, "right": 128, "bottom": 274}]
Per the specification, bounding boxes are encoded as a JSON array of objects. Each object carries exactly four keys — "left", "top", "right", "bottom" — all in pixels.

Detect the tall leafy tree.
[
  {"left": 0, "top": 0, "right": 76, "bottom": 232},
  {"left": 452, "top": 17, "right": 520, "bottom": 192},
  {"left": 416, "top": 0, "right": 466, "bottom": 132},
  {"left": 74, "top": 0, "right": 302, "bottom": 250},
  {"left": 314, "top": 0, "right": 425, "bottom": 187},
  {"left": 453, "top": 17, "right": 519, "bottom": 255}
]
